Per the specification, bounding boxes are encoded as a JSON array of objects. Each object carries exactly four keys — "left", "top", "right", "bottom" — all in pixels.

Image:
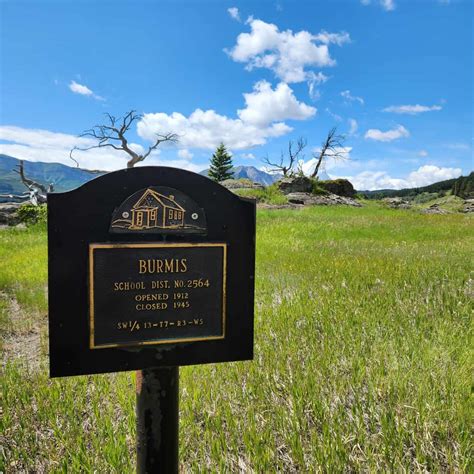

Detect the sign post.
[
  {"left": 48, "top": 167, "right": 255, "bottom": 471},
  {"left": 136, "top": 367, "right": 179, "bottom": 473}
]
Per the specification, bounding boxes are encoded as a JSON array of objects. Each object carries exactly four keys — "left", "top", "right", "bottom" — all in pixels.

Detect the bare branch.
[
  {"left": 262, "top": 136, "right": 307, "bottom": 177},
  {"left": 310, "top": 127, "right": 347, "bottom": 179},
  {"left": 70, "top": 109, "right": 178, "bottom": 168},
  {"left": 13, "top": 160, "right": 49, "bottom": 194}
]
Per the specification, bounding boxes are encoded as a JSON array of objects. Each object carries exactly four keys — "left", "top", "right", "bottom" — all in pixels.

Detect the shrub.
[{"left": 17, "top": 203, "right": 47, "bottom": 225}]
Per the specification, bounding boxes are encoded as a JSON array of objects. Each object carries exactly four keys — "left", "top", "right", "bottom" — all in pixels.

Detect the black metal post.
[{"left": 136, "top": 366, "right": 179, "bottom": 474}]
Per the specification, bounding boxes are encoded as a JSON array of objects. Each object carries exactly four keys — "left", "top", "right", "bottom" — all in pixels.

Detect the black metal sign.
[
  {"left": 89, "top": 243, "right": 226, "bottom": 349},
  {"left": 48, "top": 166, "right": 255, "bottom": 377}
]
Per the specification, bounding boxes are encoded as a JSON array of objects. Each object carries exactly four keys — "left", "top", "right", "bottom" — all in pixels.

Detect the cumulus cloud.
[
  {"left": 342, "top": 165, "right": 462, "bottom": 191},
  {"left": 418, "top": 149, "right": 428, "bottom": 157},
  {"left": 238, "top": 80, "right": 316, "bottom": 126},
  {"left": 68, "top": 80, "right": 104, "bottom": 101},
  {"left": 341, "top": 90, "right": 364, "bottom": 105},
  {"left": 227, "top": 7, "right": 241, "bottom": 22},
  {"left": 0, "top": 125, "right": 203, "bottom": 172},
  {"left": 226, "top": 18, "right": 350, "bottom": 83},
  {"left": 383, "top": 104, "right": 442, "bottom": 114},
  {"left": 137, "top": 81, "right": 315, "bottom": 150},
  {"left": 365, "top": 125, "right": 409, "bottom": 142}
]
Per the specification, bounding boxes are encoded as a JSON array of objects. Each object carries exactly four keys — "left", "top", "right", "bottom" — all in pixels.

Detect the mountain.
[
  {"left": 200, "top": 165, "right": 281, "bottom": 186},
  {"left": 0, "top": 154, "right": 105, "bottom": 196}
]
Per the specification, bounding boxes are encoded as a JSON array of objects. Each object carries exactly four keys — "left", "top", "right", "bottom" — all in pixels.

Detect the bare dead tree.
[
  {"left": 0, "top": 160, "right": 53, "bottom": 205},
  {"left": 262, "top": 137, "right": 307, "bottom": 177},
  {"left": 70, "top": 110, "right": 178, "bottom": 168},
  {"left": 310, "top": 127, "right": 347, "bottom": 179}
]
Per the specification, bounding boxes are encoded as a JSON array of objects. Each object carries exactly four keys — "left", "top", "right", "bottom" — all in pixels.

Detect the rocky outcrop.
[
  {"left": 462, "top": 199, "right": 474, "bottom": 213},
  {"left": 286, "top": 192, "right": 362, "bottom": 207},
  {"left": 318, "top": 179, "right": 355, "bottom": 198},
  {"left": 420, "top": 203, "right": 449, "bottom": 215},
  {"left": 0, "top": 202, "right": 21, "bottom": 225},
  {"left": 277, "top": 176, "right": 313, "bottom": 194},
  {"left": 220, "top": 179, "right": 264, "bottom": 190},
  {"left": 383, "top": 197, "right": 411, "bottom": 209}
]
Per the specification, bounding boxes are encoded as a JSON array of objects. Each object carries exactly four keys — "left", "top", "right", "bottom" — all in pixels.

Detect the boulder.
[
  {"left": 383, "top": 197, "right": 411, "bottom": 209},
  {"left": 277, "top": 176, "right": 312, "bottom": 194},
  {"left": 421, "top": 203, "right": 448, "bottom": 215},
  {"left": 220, "top": 179, "right": 264, "bottom": 190},
  {"left": 462, "top": 199, "right": 474, "bottom": 213},
  {"left": 286, "top": 192, "right": 362, "bottom": 207},
  {"left": 0, "top": 202, "right": 22, "bottom": 225},
  {"left": 318, "top": 179, "right": 355, "bottom": 198}
]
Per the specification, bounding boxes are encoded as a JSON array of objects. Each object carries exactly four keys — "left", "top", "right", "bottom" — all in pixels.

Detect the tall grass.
[{"left": 1, "top": 206, "right": 472, "bottom": 471}]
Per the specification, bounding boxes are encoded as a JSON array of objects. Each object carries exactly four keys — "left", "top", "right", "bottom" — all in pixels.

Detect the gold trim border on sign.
[{"left": 88, "top": 242, "right": 227, "bottom": 350}]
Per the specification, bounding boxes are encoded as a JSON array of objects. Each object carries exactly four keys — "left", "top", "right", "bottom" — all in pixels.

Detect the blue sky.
[{"left": 0, "top": 0, "right": 472, "bottom": 189}]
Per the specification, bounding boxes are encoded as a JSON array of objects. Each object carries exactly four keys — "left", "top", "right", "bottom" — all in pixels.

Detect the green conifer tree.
[{"left": 208, "top": 143, "right": 234, "bottom": 182}]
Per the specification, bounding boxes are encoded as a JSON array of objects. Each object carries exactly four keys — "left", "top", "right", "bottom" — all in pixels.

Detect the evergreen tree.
[{"left": 208, "top": 143, "right": 234, "bottom": 182}]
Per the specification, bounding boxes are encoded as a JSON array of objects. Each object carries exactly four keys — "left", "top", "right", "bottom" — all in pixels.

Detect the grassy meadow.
[{"left": 1, "top": 204, "right": 473, "bottom": 472}]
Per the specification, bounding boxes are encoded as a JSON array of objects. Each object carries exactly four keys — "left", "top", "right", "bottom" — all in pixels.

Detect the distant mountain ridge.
[
  {"left": 200, "top": 165, "right": 282, "bottom": 186},
  {"left": 0, "top": 156, "right": 281, "bottom": 199},
  {"left": 0, "top": 154, "right": 105, "bottom": 196}
]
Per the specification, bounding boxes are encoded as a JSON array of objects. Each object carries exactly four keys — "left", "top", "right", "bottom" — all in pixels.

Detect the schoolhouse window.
[
  {"left": 136, "top": 212, "right": 143, "bottom": 226},
  {"left": 169, "top": 209, "right": 173, "bottom": 219}
]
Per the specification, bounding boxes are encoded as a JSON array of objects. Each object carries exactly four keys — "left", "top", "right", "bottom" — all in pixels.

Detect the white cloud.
[
  {"left": 341, "top": 90, "right": 364, "bottom": 105},
  {"left": 240, "top": 153, "right": 255, "bottom": 159},
  {"left": 227, "top": 7, "right": 241, "bottom": 22},
  {"left": 68, "top": 80, "right": 104, "bottom": 101},
  {"left": 418, "top": 149, "right": 428, "bottom": 157},
  {"left": 308, "top": 71, "right": 329, "bottom": 101},
  {"left": 365, "top": 125, "right": 409, "bottom": 142},
  {"left": 342, "top": 165, "right": 462, "bottom": 191},
  {"left": 348, "top": 118, "right": 358, "bottom": 135},
  {"left": 361, "top": 0, "right": 396, "bottom": 10},
  {"left": 383, "top": 104, "right": 442, "bottom": 114},
  {"left": 238, "top": 80, "right": 316, "bottom": 126},
  {"left": 177, "top": 149, "right": 193, "bottom": 160},
  {"left": 138, "top": 81, "right": 315, "bottom": 150},
  {"left": 445, "top": 142, "right": 471, "bottom": 151},
  {"left": 380, "top": 0, "right": 395, "bottom": 11},
  {"left": 325, "top": 108, "right": 342, "bottom": 122},
  {"left": 227, "top": 18, "right": 350, "bottom": 83},
  {"left": 0, "top": 125, "right": 204, "bottom": 172}
]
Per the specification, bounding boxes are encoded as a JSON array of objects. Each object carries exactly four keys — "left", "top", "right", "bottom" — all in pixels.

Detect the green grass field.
[{"left": 1, "top": 204, "right": 473, "bottom": 472}]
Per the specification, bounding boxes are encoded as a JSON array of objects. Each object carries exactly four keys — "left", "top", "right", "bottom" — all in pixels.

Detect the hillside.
[
  {"left": 360, "top": 173, "right": 472, "bottom": 199},
  {"left": 0, "top": 155, "right": 105, "bottom": 196}
]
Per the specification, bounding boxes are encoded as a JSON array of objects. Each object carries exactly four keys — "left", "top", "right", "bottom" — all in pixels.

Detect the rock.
[
  {"left": 286, "top": 192, "right": 362, "bottom": 207},
  {"left": 277, "top": 176, "right": 313, "bottom": 194},
  {"left": 383, "top": 197, "right": 411, "bottom": 209},
  {"left": 462, "top": 199, "right": 474, "bottom": 213},
  {"left": 0, "top": 202, "right": 22, "bottom": 225},
  {"left": 421, "top": 203, "right": 449, "bottom": 214},
  {"left": 220, "top": 179, "right": 264, "bottom": 190},
  {"left": 318, "top": 179, "right": 356, "bottom": 197}
]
